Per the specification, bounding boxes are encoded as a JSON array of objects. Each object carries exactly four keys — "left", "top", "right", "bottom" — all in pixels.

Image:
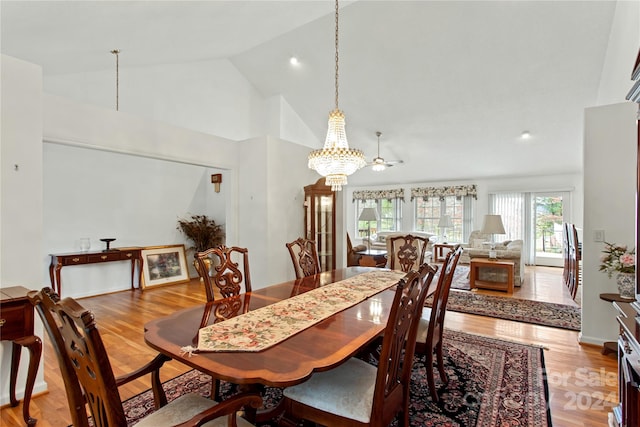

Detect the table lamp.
[
  {"left": 480, "top": 214, "right": 506, "bottom": 260},
  {"left": 359, "top": 207, "right": 379, "bottom": 251},
  {"left": 437, "top": 215, "right": 453, "bottom": 243}
]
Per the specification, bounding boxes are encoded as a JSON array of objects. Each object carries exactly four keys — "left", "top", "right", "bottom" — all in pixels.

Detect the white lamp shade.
[
  {"left": 359, "top": 207, "right": 379, "bottom": 222},
  {"left": 438, "top": 215, "right": 453, "bottom": 228},
  {"left": 481, "top": 214, "right": 506, "bottom": 235}
]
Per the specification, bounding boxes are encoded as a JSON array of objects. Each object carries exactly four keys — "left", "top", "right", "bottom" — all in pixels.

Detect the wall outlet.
[{"left": 594, "top": 229, "right": 605, "bottom": 242}]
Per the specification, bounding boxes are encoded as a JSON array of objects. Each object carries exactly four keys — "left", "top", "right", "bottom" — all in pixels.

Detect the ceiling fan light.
[
  {"left": 372, "top": 163, "right": 386, "bottom": 172},
  {"left": 371, "top": 157, "right": 386, "bottom": 172}
]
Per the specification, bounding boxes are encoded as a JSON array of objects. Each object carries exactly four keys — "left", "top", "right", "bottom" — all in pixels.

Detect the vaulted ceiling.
[{"left": 1, "top": 1, "right": 620, "bottom": 185}]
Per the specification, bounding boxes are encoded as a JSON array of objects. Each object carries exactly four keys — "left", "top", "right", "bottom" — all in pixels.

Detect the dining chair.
[
  {"left": 28, "top": 287, "right": 262, "bottom": 427},
  {"left": 195, "top": 245, "right": 252, "bottom": 301},
  {"left": 346, "top": 233, "right": 367, "bottom": 266},
  {"left": 282, "top": 266, "right": 437, "bottom": 427},
  {"left": 285, "top": 237, "right": 321, "bottom": 279},
  {"left": 415, "top": 244, "right": 463, "bottom": 402},
  {"left": 388, "top": 234, "right": 431, "bottom": 272}
]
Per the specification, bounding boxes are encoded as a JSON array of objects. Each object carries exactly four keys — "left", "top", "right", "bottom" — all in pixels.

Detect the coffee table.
[{"left": 469, "top": 257, "right": 515, "bottom": 293}]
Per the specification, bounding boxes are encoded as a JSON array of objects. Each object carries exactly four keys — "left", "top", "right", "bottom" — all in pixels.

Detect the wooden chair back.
[
  {"left": 195, "top": 245, "right": 252, "bottom": 301},
  {"left": 28, "top": 288, "right": 133, "bottom": 426},
  {"left": 370, "top": 266, "right": 436, "bottom": 426},
  {"left": 346, "top": 233, "right": 363, "bottom": 267},
  {"left": 28, "top": 288, "right": 91, "bottom": 427},
  {"left": 388, "top": 234, "right": 430, "bottom": 272},
  {"left": 286, "top": 238, "right": 321, "bottom": 279},
  {"left": 416, "top": 244, "right": 462, "bottom": 401},
  {"left": 562, "top": 223, "right": 580, "bottom": 300}
]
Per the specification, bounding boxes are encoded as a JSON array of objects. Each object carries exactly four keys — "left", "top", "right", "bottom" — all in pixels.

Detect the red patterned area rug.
[
  {"left": 427, "top": 289, "right": 581, "bottom": 331},
  {"left": 117, "top": 330, "right": 551, "bottom": 427}
]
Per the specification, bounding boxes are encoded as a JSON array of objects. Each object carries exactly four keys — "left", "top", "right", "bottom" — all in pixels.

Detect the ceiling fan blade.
[{"left": 384, "top": 159, "right": 404, "bottom": 166}]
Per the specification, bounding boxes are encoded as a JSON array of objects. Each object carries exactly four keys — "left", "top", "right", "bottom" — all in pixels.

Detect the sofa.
[
  {"left": 459, "top": 231, "right": 524, "bottom": 286},
  {"left": 363, "top": 231, "right": 434, "bottom": 251}
]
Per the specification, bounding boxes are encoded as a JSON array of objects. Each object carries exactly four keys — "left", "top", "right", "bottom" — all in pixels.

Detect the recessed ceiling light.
[
  {"left": 289, "top": 56, "right": 300, "bottom": 66},
  {"left": 520, "top": 130, "right": 531, "bottom": 139}
]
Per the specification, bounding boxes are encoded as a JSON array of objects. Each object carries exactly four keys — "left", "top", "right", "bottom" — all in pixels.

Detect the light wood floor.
[{"left": 1, "top": 266, "right": 617, "bottom": 427}]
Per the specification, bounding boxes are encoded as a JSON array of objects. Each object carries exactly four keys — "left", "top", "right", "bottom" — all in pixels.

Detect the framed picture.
[{"left": 141, "top": 244, "right": 190, "bottom": 289}]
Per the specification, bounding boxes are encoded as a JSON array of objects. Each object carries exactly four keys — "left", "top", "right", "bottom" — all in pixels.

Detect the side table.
[
  {"left": 355, "top": 249, "right": 387, "bottom": 267},
  {"left": 433, "top": 243, "right": 457, "bottom": 263},
  {"left": 599, "top": 292, "right": 635, "bottom": 355},
  {"left": 0, "top": 286, "right": 41, "bottom": 426},
  {"left": 469, "top": 258, "right": 515, "bottom": 293}
]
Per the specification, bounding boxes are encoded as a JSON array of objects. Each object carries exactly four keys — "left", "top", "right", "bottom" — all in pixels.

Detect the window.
[
  {"left": 355, "top": 199, "right": 402, "bottom": 238},
  {"left": 414, "top": 196, "right": 470, "bottom": 242},
  {"left": 411, "top": 185, "right": 477, "bottom": 242},
  {"left": 352, "top": 188, "right": 405, "bottom": 239}
]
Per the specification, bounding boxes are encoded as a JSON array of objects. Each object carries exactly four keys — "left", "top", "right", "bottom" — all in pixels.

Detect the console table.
[
  {"left": 49, "top": 247, "right": 143, "bottom": 296},
  {"left": 469, "top": 257, "right": 514, "bottom": 293},
  {"left": 0, "top": 286, "right": 41, "bottom": 426}
]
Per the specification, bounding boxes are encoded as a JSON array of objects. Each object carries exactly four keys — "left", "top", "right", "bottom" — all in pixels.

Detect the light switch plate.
[{"left": 594, "top": 229, "right": 605, "bottom": 242}]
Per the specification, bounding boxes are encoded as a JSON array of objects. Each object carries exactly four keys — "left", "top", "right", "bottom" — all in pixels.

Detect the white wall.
[
  {"left": 596, "top": 0, "right": 640, "bottom": 105},
  {"left": 579, "top": 0, "right": 639, "bottom": 346},
  {"left": 582, "top": 102, "right": 637, "bottom": 345},
  {"left": 43, "top": 143, "right": 227, "bottom": 297},
  {"left": 236, "top": 135, "right": 319, "bottom": 288},
  {"left": 0, "top": 55, "right": 47, "bottom": 404},
  {"left": 45, "top": 58, "right": 267, "bottom": 143}
]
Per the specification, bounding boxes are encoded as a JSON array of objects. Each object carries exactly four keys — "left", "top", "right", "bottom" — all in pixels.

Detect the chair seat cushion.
[
  {"left": 283, "top": 357, "right": 377, "bottom": 423},
  {"left": 134, "top": 393, "right": 254, "bottom": 427},
  {"left": 416, "top": 311, "right": 431, "bottom": 343}
]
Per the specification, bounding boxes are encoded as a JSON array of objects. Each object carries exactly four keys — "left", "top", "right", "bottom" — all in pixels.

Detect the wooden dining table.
[{"left": 144, "top": 266, "right": 414, "bottom": 421}]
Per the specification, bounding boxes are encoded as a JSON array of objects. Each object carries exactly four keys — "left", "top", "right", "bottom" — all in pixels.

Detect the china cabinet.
[
  {"left": 611, "top": 47, "right": 640, "bottom": 427},
  {"left": 304, "top": 178, "right": 336, "bottom": 272}
]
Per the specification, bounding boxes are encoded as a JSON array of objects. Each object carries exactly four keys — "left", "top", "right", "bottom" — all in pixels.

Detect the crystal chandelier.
[{"left": 308, "top": 0, "right": 365, "bottom": 191}]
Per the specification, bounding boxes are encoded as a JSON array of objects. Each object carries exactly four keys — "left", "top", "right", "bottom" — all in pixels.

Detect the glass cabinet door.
[{"left": 304, "top": 178, "right": 336, "bottom": 272}]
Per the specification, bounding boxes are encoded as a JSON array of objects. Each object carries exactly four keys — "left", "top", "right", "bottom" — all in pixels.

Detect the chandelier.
[{"left": 308, "top": 0, "right": 365, "bottom": 191}]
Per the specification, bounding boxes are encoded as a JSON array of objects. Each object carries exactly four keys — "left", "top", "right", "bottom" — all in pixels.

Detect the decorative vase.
[
  {"left": 616, "top": 272, "right": 636, "bottom": 299},
  {"left": 194, "top": 258, "right": 212, "bottom": 282}
]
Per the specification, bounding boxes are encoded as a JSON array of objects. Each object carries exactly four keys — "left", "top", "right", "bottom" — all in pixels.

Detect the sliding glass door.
[
  {"left": 534, "top": 192, "right": 569, "bottom": 267},
  {"left": 489, "top": 191, "right": 571, "bottom": 267}
]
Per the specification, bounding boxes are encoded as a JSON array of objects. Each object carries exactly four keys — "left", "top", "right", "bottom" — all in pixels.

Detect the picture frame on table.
[{"left": 141, "top": 244, "right": 190, "bottom": 289}]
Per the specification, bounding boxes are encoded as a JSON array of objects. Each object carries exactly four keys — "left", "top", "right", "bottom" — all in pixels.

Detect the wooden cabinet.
[
  {"left": 304, "top": 178, "right": 336, "bottom": 272},
  {"left": 0, "top": 286, "right": 41, "bottom": 425},
  {"left": 613, "top": 302, "right": 640, "bottom": 427}
]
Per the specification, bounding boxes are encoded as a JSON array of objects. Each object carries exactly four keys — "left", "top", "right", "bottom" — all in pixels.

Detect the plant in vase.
[
  {"left": 599, "top": 242, "right": 636, "bottom": 298},
  {"left": 177, "top": 214, "right": 225, "bottom": 277}
]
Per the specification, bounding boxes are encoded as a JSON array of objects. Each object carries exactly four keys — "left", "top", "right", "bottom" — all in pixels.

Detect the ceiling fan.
[{"left": 367, "top": 131, "right": 404, "bottom": 171}]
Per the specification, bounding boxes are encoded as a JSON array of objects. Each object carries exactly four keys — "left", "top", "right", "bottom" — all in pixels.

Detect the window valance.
[
  {"left": 352, "top": 188, "right": 405, "bottom": 202},
  {"left": 410, "top": 185, "right": 477, "bottom": 201}
]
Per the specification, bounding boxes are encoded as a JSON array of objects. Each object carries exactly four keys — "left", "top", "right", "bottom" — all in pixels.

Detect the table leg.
[
  {"left": 138, "top": 256, "right": 144, "bottom": 292},
  {"left": 130, "top": 258, "right": 136, "bottom": 290},
  {"left": 54, "top": 263, "right": 63, "bottom": 295},
  {"left": 11, "top": 336, "right": 42, "bottom": 426},
  {"left": 48, "top": 260, "right": 56, "bottom": 292},
  {"left": 9, "top": 342, "right": 21, "bottom": 407},
  {"left": 469, "top": 264, "right": 477, "bottom": 290}
]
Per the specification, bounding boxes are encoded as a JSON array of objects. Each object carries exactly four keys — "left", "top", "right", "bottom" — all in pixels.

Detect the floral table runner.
[{"left": 184, "top": 270, "right": 405, "bottom": 353}]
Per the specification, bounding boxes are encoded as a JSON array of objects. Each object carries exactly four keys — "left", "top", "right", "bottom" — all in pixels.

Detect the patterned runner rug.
[
  {"left": 116, "top": 330, "right": 551, "bottom": 427},
  {"left": 427, "top": 288, "right": 581, "bottom": 330}
]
